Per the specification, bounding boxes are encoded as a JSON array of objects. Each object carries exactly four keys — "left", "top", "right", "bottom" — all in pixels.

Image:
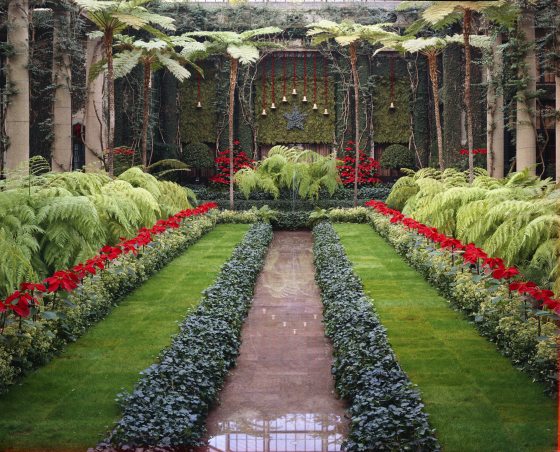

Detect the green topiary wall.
[
  {"left": 255, "top": 77, "right": 336, "bottom": 144},
  {"left": 372, "top": 78, "right": 410, "bottom": 144},
  {"left": 442, "top": 43, "right": 463, "bottom": 167},
  {"left": 178, "top": 67, "right": 217, "bottom": 145}
]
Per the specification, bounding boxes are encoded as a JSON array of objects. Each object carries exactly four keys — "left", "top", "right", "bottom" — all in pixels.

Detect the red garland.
[
  {"left": 292, "top": 52, "right": 297, "bottom": 92},
  {"left": 271, "top": 53, "right": 276, "bottom": 104},
  {"left": 323, "top": 56, "right": 328, "bottom": 104},
  {"left": 303, "top": 51, "right": 307, "bottom": 98},
  {"left": 313, "top": 52, "right": 317, "bottom": 104},
  {"left": 283, "top": 51, "right": 287, "bottom": 98},
  {"left": 196, "top": 72, "right": 201, "bottom": 104},
  {"left": 262, "top": 63, "right": 267, "bottom": 110}
]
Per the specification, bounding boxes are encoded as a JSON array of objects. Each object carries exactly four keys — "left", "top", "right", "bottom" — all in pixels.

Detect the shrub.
[
  {"left": 338, "top": 141, "right": 381, "bottom": 187},
  {"left": 182, "top": 142, "right": 214, "bottom": 169},
  {"left": 380, "top": 144, "right": 415, "bottom": 170},
  {"left": 313, "top": 221, "right": 439, "bottom": 451},
  {"left": 102, "top": 222, "right": 273, "bottom": 449}
]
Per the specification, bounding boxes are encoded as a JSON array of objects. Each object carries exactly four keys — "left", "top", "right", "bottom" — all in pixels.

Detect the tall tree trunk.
[
  {"left": 229, "top": 57, "right": 239, "bottom": 210},
  {"left": 4, "top": 0, "right": 30, "bottom": 172},
  {"left": 486, "top": 34, "right": 505, "bottom": 178},
  {"left": 463, "top": 9, "right": 474, "bottom": 182},
  {"left": 51, "top": 8, "right": 72, "bottom": 172},
  {"left": 516, "top": 9, "right": 537, "bottom": 174},
  {"left": 141, "top": 62, "right": 152, "bottom": 168},
  {"left": 349, "top": 43, "right": 360, "bottom": 208},
  {"left": 428, "top": 52, "right": 444, "bottom": 172},
  {"left": 104, "top": 32, "right": 115, "bottom": 176}
]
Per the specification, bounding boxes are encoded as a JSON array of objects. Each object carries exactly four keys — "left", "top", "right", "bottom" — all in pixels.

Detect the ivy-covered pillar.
[
  {"left": 516, "top": 11, "right": 537, "bottom": 174},
  {"left": 4, "top": 0, "right": 30, "bottom": 171},
  {"left": 486, "top": 34, "right": 504, "bottom": 178},
  {"left": 84, "top": 36, "right": 105, "bottom": 169},
  {"left": 442, "top": 43, "right": 463, "bottom": 167},
  {"left": 51, "top": 8, "right": 72, "bottom": 172}
]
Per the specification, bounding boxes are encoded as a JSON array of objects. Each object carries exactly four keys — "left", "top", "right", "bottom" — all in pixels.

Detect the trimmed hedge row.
[
  {"left": 312, "top": 221, "right": 440, "bottom": 451},
  {"left": 205, "top": 199, "right": 377, "bottom": 211},
  {"left": 188, "top": 185, "right": 393, "bottom": 202},
  {"left": 102, "top": 222, "right": 273, "bottom": 449},
  {"left": 368, "top": 210, "right": 557, "bottom": 394},
  {"left": 0, "top": 213, "right": 216, "bottom": 395}
]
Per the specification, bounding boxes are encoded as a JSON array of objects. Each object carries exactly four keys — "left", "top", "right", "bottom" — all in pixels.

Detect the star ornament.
[{"left": 284, "top": 106, "right": 307, "bottom": 131}]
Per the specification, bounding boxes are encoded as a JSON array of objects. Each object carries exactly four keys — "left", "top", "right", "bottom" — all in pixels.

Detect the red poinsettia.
[
  {"left": 19, "top": 282, "right": 47, "bottom": 293},
  {"left": 44, "top": 271, "right": 80, "bottom": 293},
  {"left": 210, "top": 141, "right": 254, "bottom": 185},
  {"left": 5, "top": 291, "right": 36, "bottom": 318},
  {"left": 338, "top": 141, "right": 381, "bottom": 187}
]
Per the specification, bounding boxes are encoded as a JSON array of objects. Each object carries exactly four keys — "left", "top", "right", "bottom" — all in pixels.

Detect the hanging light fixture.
[
  {"left": 302, "top": 51, "right": 308, "bottom": 103},
  {"left": 282, "top": 51, "right": 288, "bottom": 103},
  {"left": 292, "top": 52, "right": 297, "bottom": 96},
  {"left": 323, "top": 56, "right": 329, "bottom": 116},
  {"left": 270, "top": 53, "right": 276, "bottom": 110},
  {"left": 196, "top": 72, "right": 202, "bottom": 109},
  {"left": 312, "top": 52, "right": 318, "bottom": 111}
]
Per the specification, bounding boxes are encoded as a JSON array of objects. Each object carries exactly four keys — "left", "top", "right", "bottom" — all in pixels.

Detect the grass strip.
[
  {"left": 334, "top": 223, "right": 556, "bottom": 452},
  {"left": 0, "top": 224, "right": 250, "bottom": 450}
]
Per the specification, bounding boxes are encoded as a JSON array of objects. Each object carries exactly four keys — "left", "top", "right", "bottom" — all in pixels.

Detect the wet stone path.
[{"left": 205, "top": 231, "right": 348, "bottom": 452}]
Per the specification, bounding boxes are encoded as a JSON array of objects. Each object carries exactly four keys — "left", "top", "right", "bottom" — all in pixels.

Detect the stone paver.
[{"left": 204, "top": 231, "right": 348, "bottom": 452}]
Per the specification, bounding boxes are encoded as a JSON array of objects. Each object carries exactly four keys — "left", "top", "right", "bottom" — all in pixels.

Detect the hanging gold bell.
[
  {"left": 323, "top": 108, "right": 329, "bottom": 116},
  {"left": 302, "top": 95, "right": 308, "bottom": 103},
  {"left": 292, "top": 88, "right": 297, "bottom": 96},
  {"left": 196, "top": 101, "right": 202, "bottom": 109},
  {"left": 261, "top": 108, "right": 267, "bottom": 116},
  {"left": 271, "top": 102, "right": 276, "bottom": 110},
  {"left": 312, "top": 103, "right": 318, "bottom": 111},
  {"left": 389, "top": 101, "right": 395, "bottom": 110},
  {"left": 282, "top": 95, "right": 288, "bottom": 103}
]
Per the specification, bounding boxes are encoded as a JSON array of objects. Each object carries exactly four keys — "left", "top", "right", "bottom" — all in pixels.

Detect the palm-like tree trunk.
[
  {"left": 349, "top": 43, "right": 360, "bottom": 208},
  {"left": 228, "top": 57, "right": 239, "bottom": 210},
  {"left": 427, "top": 52, "right": 444, "bottom": 171},
  {"left": 104, "top": 32, "right": 115, "bottom": 176},
  {"left": 463, "top": 9, "right": 474, "bottom": 182},
  {"left": 141, "top": 62, "right": 152, "bottom": 168},
  {"left": 426, "top": 52, "right": 445, "bottom": 171}
]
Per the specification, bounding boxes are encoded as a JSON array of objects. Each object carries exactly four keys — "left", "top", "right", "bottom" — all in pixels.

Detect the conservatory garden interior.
[{"left": 0, "top": 0, "right": 559, "bottom": 450}]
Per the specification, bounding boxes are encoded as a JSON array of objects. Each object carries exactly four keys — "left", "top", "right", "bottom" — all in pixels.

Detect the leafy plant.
[
  {"left": 183, "top": 142, "right": 214, "bottom": 169},
  {"left": 338, "top": 141, "right": 381, "bottom": 186}
]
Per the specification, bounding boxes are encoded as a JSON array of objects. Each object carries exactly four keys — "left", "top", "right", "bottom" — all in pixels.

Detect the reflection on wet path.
[{"left": 204, "top": 231, "right": 348, "bottom": 452}]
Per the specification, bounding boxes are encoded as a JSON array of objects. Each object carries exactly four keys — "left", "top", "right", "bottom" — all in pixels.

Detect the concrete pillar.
[
  {"left": 516, "top": 11, "right": 537, "bottom": 174},
  {"left": 487, "top": 34, "right": 504, "bottom": 178},
  {"left": 51, "top": 8, "right": 72, "bottom": 172},
  {"left": 4, "top": 0, "right": 30, "bottom": 172},
  {"left": 84, "top": 37, "right": 105, "bottom": 169}
]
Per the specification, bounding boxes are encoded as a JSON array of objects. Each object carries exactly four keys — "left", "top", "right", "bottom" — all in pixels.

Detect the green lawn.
[
  {"left": 0, "top": 224, "right": 250, "bottom": 450},
  {"left": 334, "top": 223, "right": 557, "bottom": 452}
]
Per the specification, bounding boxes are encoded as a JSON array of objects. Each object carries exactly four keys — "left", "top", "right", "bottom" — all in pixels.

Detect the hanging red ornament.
[
  {"left": 302, "top": 51, "right": 308, "bottom": 103},
  {"left": 262, "top": 63, "right": 267, "bottom": 116},
  {"left": 312, "top": 52, "right": 318, "bottom": 111},
  {"left": 271, "top": 53, "right": 276, "bottom": 110},
  {"left": 292, "top": 52, "right": 297, "bottom": 96},
  {"left": 323, "top": 57, "right": 329, "bottom": 116},
  {"left": 196, "top": 72, "right": 202, "bottom": 109},
  {"left": 282, "top": 51, "right": 288, "bottom": 103}
]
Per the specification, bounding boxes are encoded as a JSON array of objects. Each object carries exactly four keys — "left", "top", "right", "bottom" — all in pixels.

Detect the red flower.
[
  {"left": 44, "top": 271, "right": 79, "bottom": 293},
  {"left": 5, "top": 291, "right": 35, "bottom": 318},
  {"left": 491, "top": 266, "right": 519, "bottom": 280},
  {"left": 19, "top": 282, "right": 47, "bottom": 293}
]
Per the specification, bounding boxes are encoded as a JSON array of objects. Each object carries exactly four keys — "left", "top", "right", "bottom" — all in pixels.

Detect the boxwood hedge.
[
  {"left": 102, "top": 222, "right": 273, "bottom": 449},
  {"left": 312, "top": 221, "right": 440, "bottom": 451}
]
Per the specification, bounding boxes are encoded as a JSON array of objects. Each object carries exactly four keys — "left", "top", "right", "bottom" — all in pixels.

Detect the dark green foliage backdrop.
[{"left": 443, "top": 43, "right": 463, "bottom": 167}]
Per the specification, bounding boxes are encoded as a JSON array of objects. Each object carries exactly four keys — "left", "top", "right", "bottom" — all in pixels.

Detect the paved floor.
[{"left": 205, "top": 231, "right": 348, "bottom": 452}]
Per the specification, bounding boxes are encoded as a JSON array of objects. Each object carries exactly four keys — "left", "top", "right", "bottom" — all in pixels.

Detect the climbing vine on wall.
[{"left": 371, "top": 77, "right": 410, "bottom": 144}]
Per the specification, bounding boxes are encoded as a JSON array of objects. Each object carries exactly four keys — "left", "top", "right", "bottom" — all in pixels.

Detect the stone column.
[
  {"left": 51, "top": 8, "right": 72, "bottom": 172},
  {"left": 4, "top": 0, "right": 30, "bottom": 172},
  {"left": 487, "top": 34, "right": 504, "bottom": 178},
  {"left": 516, "top": 11, "right": 537, "bottom": 174},
  {"left": 84, "top": 37, "right": 105, "bottom": 169}
]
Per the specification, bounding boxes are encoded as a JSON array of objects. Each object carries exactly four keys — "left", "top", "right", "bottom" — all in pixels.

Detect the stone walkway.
[{"left": 204, "top": 231, "right": 348, "bottom": 452}]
